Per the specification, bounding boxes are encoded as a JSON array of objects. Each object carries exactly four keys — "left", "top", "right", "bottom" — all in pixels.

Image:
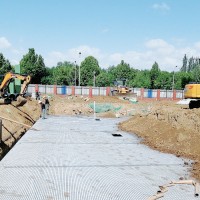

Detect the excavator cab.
[{"left": 0, "top": 72, "right": 31, "bottom": 106}]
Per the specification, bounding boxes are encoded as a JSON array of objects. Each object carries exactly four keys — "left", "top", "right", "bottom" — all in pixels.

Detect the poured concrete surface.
[{"left": 0, "top": 116, "right": 197, "bottom": 199}]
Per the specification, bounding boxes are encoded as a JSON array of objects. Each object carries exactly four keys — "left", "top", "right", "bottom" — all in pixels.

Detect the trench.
[{"left": 0, "top": 126, "right": 29, "bottom": 160}]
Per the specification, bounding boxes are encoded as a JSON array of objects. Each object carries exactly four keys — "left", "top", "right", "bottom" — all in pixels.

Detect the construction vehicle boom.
[
  {"left": 0, "top": 72, "right": 31, "bottom": 106},
  {"left": 184, "top": 83, "right": 200, "bottom": 109}
]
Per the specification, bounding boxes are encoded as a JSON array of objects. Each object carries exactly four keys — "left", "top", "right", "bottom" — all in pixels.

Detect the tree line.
[{"left": 1, "top": 49, "right": 200, "bottom": 90}]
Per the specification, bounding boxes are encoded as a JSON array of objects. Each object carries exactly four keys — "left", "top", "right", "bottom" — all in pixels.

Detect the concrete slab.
[{"left": 0, "top": 116, "right": 197, "bottom": 199}]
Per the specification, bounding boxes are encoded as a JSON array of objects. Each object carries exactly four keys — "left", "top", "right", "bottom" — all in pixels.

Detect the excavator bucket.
[{"left": 12, "top": 96, "right": 27, "bottom": 107}]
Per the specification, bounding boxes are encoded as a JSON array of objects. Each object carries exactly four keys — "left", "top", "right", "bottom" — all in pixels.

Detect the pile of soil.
[
  {"left": 49, "top": 95, "right": 132, "bottom": 116},
  {"left": 119, "top": 101, "right": 200, "bottom": 181},
  {"left": 1, "top": 94, "right": 200, "bottom": 182},
  {"left": 0, "top": 98, "right": 41, "bottom": 159}
]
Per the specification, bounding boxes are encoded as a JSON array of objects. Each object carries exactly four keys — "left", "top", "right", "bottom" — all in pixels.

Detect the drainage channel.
[{"left": 0, "top": 115, "right": 197, "bottom": 200}]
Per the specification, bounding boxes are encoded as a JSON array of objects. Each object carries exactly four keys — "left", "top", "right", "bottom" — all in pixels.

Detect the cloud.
[
  {"left": 45, "top": 45, "right": 104, "bottom": 67},
  {"left": 49, "top": 51, "right": 66, "bottom": 60},
  {"left": 44, "top": 41, "right": 182, "bottom": 71},
  {"left": 44, "top": 39, "right": 200, "bottom": 72},
  {"left": 146, "top": 39, "right": 171, "bottom": 49},
  {"left": 103, "top": 39, "right": 196, "bottom": 71},
  {"left": 194, "top": 42, "right": 200, "bottom": 49},
  {"left": 145, "top": 38, "right": 175, "bottom": 55},
  {"left": 0, "top": 37, "right": 11, "bottom": 49},
  {"left": 5, "top": 38, "right": 200, "bottom": 72},
  {"left": 152, "top": 2, "right": 170, "bottom": 11}
]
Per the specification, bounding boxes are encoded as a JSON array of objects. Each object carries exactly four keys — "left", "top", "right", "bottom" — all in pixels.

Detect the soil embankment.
[
  {"left": 119, "top": 101, "right": 200, "bottom": 181},
  {"left": 0, "top": 98, "right": 40, "bottom": 159}
]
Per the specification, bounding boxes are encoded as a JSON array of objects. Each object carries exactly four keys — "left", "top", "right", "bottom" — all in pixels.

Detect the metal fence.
[{"left": 27, "top": 84, "right": 184, "bottom": 99}]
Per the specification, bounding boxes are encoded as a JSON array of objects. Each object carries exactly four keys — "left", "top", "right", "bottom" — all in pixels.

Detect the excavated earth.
[
  {"left": 0, "top": 95, "right": 200, "bottom": 182},
  {"left": 0, "top": 97, "right": 40, "bottom": 159}
]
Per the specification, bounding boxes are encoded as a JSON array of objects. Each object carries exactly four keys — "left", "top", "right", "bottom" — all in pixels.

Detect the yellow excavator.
[
  {"left": 0, "top": 72, "right": 31, "bottom": 106},
  {"left": 184, "top": 83, "right": 200, "bottom": 109}
]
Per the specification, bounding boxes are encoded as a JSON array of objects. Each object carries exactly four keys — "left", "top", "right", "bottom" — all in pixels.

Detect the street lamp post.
[
  {"left": 79, "top": 52, "right": 81, "bottom": 86},
  {"left": 93, "top": 71, "right": 96, "bottom": 87},
  {"left": 74, "top": 61, "right": 76, "bottom": 86},
  {"left": 172, "top": 66, "right": 177, "bottom": 90}
]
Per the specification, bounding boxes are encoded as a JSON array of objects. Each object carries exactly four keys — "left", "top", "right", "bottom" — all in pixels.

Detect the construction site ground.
[
  {"left": 0, "top": 115, "right": 196, "bottom": 199},
  {"left": 0, "top": 95, "right": 200, "bottom": 184}
]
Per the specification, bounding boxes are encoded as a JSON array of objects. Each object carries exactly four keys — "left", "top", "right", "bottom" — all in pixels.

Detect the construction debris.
[
  {"left": 84, "top": 97, "right": 90, "bottom": 101},
  {"left": 148, "top": 179, "right": 200, "bottom": 199}
]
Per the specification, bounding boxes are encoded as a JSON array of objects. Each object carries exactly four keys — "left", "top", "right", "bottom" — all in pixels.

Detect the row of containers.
[{"left": 27, "top": 84, "right": 185, "bottom": 100}]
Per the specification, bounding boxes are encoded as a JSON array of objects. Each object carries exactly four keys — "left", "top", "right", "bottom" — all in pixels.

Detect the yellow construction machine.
[
  {"left": 111, "top": 79, "right": 132, "bottom": 96},
  {"left": 0, "top": 72, "right": 31, "bottom": 106},
  {"left": 184, "top": 83, "right": 200, "bottom": 109}
]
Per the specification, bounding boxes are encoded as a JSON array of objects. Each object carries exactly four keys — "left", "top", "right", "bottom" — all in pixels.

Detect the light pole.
[
  {"left": 172, "top": 66, "right": 177, "bottom": 90},
  {"left": 93, "top": 71, "right": 96, "bottom": 87},
  {"left": 79, "top": 52, "right": 81, "bottom": 86},
  {"left": 74, "top": 61, "right": 76, "bottom": 86}
]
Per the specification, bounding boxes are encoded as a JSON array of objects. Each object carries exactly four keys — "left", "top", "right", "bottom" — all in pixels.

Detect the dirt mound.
[
  {"left": 50, "top": 95, "right": 134, "bottom": 117},
  {"left": 119, "top": 103, "right": 200, "bottom": 181},
  {"left": 0, "top": 98, "right": 40, "bottom": 159}
]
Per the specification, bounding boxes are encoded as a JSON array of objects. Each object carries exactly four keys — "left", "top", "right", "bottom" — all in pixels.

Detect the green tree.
[
  {"left": 0, "top": 53, "right": 12, "bottom": 74},
  {"left": 126, "top": 68, "right": 138, "bottom": 86},
  {"left": 193, "top": 58, "right": 200, "bottom": 71},
  {"left": 108, "top": 60, "right": 131, "bottom": 80},
  {"left": 188, "top": 57, "right": 194, "bottom": 72},
  {"left": 180, "top": 54, "right": 187, "bottom": 72},
  {"left": 80, "top": 56, "right": 101, "bottom": 86},
  {"left": 52, "top": 61, "right": 74, "bottom": 85},
  {"left": 20, "top": 48, "right": 46, "bottom": 83},
  {"left": 95, "top": 70, "right": 114, "bottom": 87},
  {"left": 155, "top": 71, "right": 172, "bottom": 89},
  {"left": 41, "top": 67, "right": 54, "bottom": 85},
  {"left": 150, "top": 62, "right": 160, "bottom": 89},
  {"left": 175, "top": 72, "right": 192, "bottom": 89},
  {"left": 130, "top": 70, "right": 151, "bottom": 88},
  {"left": 191, "top": 65, "right": 200, "bottom": 82}
]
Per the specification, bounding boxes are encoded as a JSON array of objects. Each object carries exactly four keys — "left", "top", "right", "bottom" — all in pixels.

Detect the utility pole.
[
  {"left": 93, "top": 71, "right": 96, "bottom": 87},
  {"left": 74, "top": 61, "right": 76, "bottom": 86},
  {"left": 79, "top": 52, "right": 81, "bottom": 86},
  {"left": 172, "top": 66, "right": 177, "bottom": 90}
]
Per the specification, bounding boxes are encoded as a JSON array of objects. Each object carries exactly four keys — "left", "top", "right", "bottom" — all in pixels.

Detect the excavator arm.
[
  {"left": 0, "top": 72, "right": 31, "bottom": 94},
  {"left": 18, "top": 75, "right": 31, "bottom": 95},
  {"left": 0, "top": 72, "right": 31, "bottom": 106}
]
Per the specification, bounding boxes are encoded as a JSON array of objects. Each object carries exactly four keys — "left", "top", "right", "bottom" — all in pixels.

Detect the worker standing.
[
  {"left": 36, "top": 90, "right": 40, "bottom": 100},
  {"left": 44, "top": 96, "right": 50, "bottom": 115},
  {"left": 38, "top": 100, "right": 46, "bottom": 119}
]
